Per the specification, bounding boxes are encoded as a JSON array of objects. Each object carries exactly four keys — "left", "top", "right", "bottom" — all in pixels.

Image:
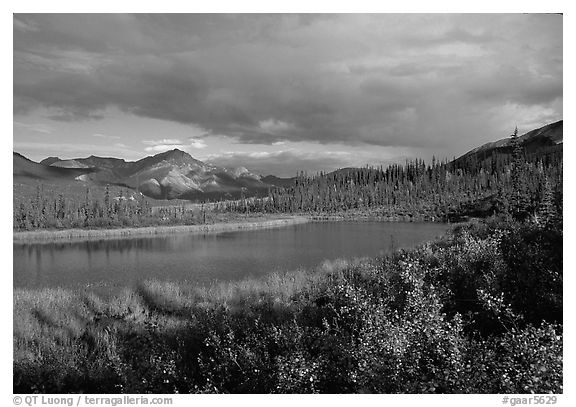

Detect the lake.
[{"left": 13, "top": 221, "right": 449, "bottom": 290}]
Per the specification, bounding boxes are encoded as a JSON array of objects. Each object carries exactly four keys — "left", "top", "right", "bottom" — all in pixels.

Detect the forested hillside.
[
  {"left": 13, "top": 123, "right": 563, "bottom": 230},
  {"left": 223, "top": 126, "right": 562, "bottom": 222}
]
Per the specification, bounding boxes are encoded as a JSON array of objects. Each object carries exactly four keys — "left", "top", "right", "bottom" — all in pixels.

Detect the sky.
[{"left": 13, "top": 13, "right": 562, "bottom": 177}]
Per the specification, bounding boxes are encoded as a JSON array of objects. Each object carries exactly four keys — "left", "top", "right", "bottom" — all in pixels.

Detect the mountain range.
[
  {"left": 14, "top": 148, "right": 285, "bottom": 200},
  {"left": 13, "top": 120, "right": 562, "bottom": 201}
]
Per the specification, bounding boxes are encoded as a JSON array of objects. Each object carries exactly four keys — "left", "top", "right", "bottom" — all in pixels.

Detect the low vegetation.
[
  {"left": 13, "top": 216, "right": 308, "bottom": 243},
  {"left": 14, "top": 215, "right": 562, "bottom": 393}
]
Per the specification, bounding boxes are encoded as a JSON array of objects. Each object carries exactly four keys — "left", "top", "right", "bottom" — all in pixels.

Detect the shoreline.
[
  {"left": 13, "top": 215, "right": 310, "bottom": 244},
  {"left": 13, "top": 218, "right": 562, "bottom": 394}
]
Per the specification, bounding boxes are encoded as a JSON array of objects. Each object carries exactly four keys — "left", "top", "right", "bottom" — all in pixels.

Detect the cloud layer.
[
  {"left": 205, "top": 150, "right": 354, "bottom": 177},
  {"left": 143, "top": 138, "right": 207, "bottom": 152},
  {"left": 14, "top": 14, "right": 562, "bottom": 163}
]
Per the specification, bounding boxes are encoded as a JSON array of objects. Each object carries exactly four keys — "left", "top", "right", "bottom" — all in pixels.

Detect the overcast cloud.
[{"left": 13, "top": 14, "right": 562, "bottom": 175}]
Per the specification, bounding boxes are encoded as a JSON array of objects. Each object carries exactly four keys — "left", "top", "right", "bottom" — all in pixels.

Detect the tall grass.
[
  {"left": 14, "top": 218, "right": 562, "bottom": 394},
  {"left": 14, "top": 215, "right": 309, "bottom": 243}
]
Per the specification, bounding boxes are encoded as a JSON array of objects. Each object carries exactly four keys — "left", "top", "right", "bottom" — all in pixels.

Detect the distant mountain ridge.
[
  {"left": 14, "top": 149, "right": 287, "bottom": 200},
  {"left": 260, "top": 175, "right": 297, "bottom": 188},
  {"left": 39, "top": 156, "right": 62, "bottom": 166},
  {"left": 14, "top": 152, "right": 96, "bottom": 183},
  {"left": 455, "top": 120, "right": 562, "bottom": 169},
  {"left": 14, "top": 120, "right": 562, "bottom": 201}
]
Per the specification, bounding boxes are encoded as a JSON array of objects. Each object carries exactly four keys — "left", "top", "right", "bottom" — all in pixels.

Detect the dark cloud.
[{"left": 14, "top": 14, "right": 562, "bottom": 152}]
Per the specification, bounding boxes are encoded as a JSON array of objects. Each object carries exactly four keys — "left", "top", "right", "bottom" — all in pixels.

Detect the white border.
[{"left": 3, "top": 2, "right": 572, "bottom": 406}]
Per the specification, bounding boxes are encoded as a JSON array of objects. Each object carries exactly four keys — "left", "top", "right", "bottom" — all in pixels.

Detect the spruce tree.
[
  {"left": 539, "top": 176, "right": 557, "bottom": 224},
  {"left": 509, "top": 126, "right": 529, "bottom": 218}
]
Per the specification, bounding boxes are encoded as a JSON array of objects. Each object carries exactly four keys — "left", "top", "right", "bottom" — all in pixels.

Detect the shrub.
[
  {"left": 14, "top": 217, "right": 563, "bottom": 393},
  {"left": 498, "top": 223, "right": 562, "bottom": 324}
]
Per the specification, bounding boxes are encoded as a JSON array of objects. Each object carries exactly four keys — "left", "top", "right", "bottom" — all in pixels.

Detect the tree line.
[
  {"left": 220, "top": 131, "right": 562, "bottom": 223},
  {"left": 14, "top": 129, "right": 563, "bottom": 230},
  {"left": 13, "top": 185, "right": 208, "bottom": 230}
]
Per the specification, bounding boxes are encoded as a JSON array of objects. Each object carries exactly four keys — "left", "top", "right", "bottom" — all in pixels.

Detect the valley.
[{"left": 13, "top": 120, "right": 563, "bottom": 235}]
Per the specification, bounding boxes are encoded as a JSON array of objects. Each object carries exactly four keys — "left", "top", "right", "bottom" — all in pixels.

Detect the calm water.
[{"left": 14, "top": 221, "right": 448, "bottom": 290}]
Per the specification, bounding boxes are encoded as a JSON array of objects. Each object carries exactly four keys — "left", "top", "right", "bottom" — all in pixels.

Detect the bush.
[
  {"left": 14, "top": 217, "right": 562, "bottom": 393},
  {"left": 463, "top": 322, "right": 562, "bottom": 393},
  {"left": 498, "top": 223, "right": 562, "bottom": 324}
]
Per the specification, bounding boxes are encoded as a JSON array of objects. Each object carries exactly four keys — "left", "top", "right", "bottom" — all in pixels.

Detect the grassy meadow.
[{"left": 13, "top": 217, "right": 562, "bottom": 394}]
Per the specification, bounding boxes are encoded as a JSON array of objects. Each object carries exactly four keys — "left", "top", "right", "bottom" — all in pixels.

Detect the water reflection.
[{"left": 14, "top": 222, "right": 448, "bottom": 291}]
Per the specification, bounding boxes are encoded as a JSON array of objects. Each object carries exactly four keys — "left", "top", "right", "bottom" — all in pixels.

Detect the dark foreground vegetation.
[{"left": 14, "top": 214, "right": 562, "bottom": 394}]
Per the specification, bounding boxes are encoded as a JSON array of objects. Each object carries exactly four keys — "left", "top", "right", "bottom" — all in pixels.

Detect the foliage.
[
  {"left": 15, "top": 128, "right": 562, "bottom": 230},
  {"left": 219, "top": 143, "right": 562, "bottom": 223},
  {"left": 14, "top": 217, "right": 562, "bottom": 393},
  {"left": 12, "top": 185, "right": 251, "bottom": 231}
]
